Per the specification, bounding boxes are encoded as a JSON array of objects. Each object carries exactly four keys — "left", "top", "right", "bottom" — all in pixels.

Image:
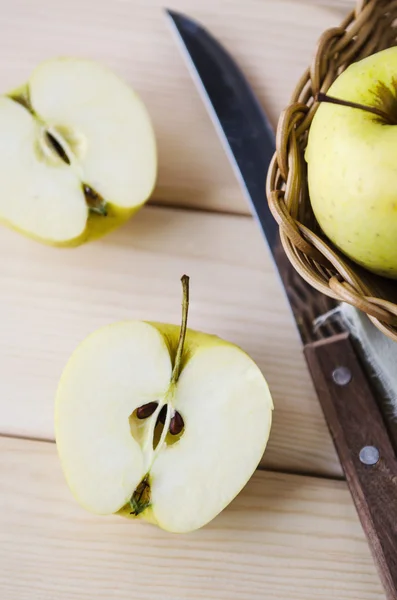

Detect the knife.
[{"left": 166, "top": 9, "right": 397, "bottom": 599}]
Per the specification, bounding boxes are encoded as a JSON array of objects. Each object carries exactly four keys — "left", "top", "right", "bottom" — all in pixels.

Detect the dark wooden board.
[{"left": 304, "top": 333, "right": 397, "bottom": 600}]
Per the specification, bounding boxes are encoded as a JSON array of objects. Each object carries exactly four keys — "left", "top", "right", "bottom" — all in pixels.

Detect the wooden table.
[{"left": 0, "top": 1, "right": 386, "bottom": 598}]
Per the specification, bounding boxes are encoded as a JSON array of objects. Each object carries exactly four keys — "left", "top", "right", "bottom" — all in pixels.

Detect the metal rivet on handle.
[
  {"left": 359, "top": 446, "right": 380, "bottom": 466},
  {"left": 332, "top": 366, "right": 352, "bottom": 386}
]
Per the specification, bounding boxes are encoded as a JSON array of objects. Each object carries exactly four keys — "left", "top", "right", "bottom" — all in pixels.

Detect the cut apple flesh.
[
  {"left": 55, "top": 321, "right": 273, "bottom": 533},
  {"left": 0, "top": 58, "right": 156, "bottom": 244}
]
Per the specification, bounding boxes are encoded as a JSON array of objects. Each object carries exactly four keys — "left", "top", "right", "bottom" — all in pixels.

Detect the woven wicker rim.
[{"left": 267, "top": 0, "right": 397, "bottom": 341}]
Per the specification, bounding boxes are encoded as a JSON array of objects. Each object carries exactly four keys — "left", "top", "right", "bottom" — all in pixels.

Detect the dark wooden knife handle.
[{"left": 304, "top": 333, "right": 397, "bottom": 600}]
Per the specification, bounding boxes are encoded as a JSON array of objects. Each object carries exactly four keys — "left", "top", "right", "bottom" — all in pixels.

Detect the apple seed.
[
  {"left": 136, "top": 402, "right": 158, "bottom": 419},
  {"left": 169, "top": 411, "right": 184, "bottom": 436},
  {"left": 158, "top": 404, "right": 168, "bottom": 424},
  {"left": 45, "top": 131, "right": 71, "bottom": 165}
]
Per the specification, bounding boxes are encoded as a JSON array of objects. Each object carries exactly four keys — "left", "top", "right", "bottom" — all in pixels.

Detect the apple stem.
[
  {"left": 316, "top": 92, "right": 394, "bottom": 124},
  {"left": 171, "top": 275, "right": 190, "bottom": 385}
]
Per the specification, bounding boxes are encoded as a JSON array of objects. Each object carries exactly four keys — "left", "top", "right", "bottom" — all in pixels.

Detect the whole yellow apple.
[{"left": 306, "top": 47, "right": 397, "bottom": 278}]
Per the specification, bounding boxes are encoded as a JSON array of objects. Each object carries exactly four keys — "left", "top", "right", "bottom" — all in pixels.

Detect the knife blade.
[
  {"left": 166, "top": 9, "right": 397, "bottom": 599},
  {"left": 166, "top": 8, "right": 339, "bottom": 344}
]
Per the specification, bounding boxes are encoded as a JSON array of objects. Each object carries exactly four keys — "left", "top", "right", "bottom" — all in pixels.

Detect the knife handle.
[{"left": 304, "top": 333, "right": 397, "bottom": 600}]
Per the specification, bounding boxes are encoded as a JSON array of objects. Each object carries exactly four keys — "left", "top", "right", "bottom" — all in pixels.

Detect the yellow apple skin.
[
  {"left": 0, "top": 201, "right": 146, "bottom": 248},
  {"left": 306, "top": 47, "right": 397, "bottom": 278}
]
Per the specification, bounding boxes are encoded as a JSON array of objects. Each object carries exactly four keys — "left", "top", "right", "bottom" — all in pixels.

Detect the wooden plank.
[
  {"left": 0, "top": 436, "right": 384, "bottom": 600},
  {"left": 0, "top": 0, "right": 351, "bottom": 213},
  {"left": 304, "top": 335, "right": 397, "bottom": 599},
  {"left": 0, "top": 206, "right": 341, "bottom": 477}
]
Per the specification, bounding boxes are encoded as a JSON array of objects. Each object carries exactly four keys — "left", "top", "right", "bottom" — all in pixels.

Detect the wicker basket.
[{"left": 266, "top": 0, "right": 397, "bottom": 341}]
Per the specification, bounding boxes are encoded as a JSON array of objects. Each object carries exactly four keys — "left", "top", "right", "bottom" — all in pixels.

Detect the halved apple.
[
  {"left": 0, "top": 58, "right": 156, "bottom": 246},
  {"left": 55, "top": 277, "right": 273, "bottom": 533}
]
